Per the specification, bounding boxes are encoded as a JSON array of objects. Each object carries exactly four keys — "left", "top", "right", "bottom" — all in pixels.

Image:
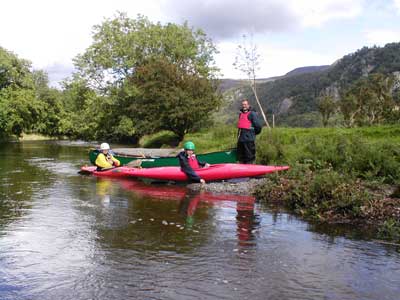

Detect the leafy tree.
[
  {"left": 129, "top": 57, "right": 221, "bottom": 140},
  {"left": 0, "top": 47, "right": 39, "bottom": 137},
  {"left": 339, "top": 73, "right": 396, "bottom": 126},
  {"left": 0, "top": 47, "right": 33, "bottom": 90},
  {"left": 339, "top": 93, "right": 359, "bottom": 127},
  {"left": 233, "top": 34, "right": 270, "bottom": 127},
  {"left": 31, "top": 70, "right": 64, "bottom": 136},
  {"left": 317, "top": 95, "right": 336, "bottom": 127},
  {"left": 72, "top": 13, "right": 219, "bottom": 141}
]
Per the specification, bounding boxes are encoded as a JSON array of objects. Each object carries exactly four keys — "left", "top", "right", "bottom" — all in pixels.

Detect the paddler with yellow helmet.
[{"left": 95, "top": 142, "right": 121, "bottom": 171}]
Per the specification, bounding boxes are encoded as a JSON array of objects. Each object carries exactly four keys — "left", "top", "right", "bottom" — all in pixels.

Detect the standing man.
[{"left": 237, "top": 99, "right": 262, "bottom": 164}]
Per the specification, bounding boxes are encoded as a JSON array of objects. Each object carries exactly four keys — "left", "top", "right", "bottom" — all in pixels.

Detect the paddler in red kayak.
[
  {"left": 177, "top": 141, "right": 209, "bottom": 184},
  {"left": 95, "top": 143, "right": 121, "bottom": 171}
]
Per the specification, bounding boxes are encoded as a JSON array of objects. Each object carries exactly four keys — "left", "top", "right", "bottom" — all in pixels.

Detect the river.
[{"left": 0, "top": 141, "right": 399, "bottom": 300}]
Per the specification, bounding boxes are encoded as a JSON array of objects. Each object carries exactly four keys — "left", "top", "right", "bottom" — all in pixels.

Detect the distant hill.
[
  {"left": 219, "top": 43, "right": 400, "bottom": 127},
  {"left": 283, "top": 65, "right": 330, "bottom": 77},
  {"left": 218, "top": 65, "right": 330, "bottom": 93}
]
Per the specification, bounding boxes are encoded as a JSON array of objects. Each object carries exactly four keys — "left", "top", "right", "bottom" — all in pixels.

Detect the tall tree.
[
  {"left": 130, "top": 57, "right": 221, "bottom": 140},
  {"left": 0, "top": 47, "right": 41, "bottom": 137},
  {"left": 339, "top": 73, "right": 396, "bottom": 126},
  {"left": 317, "top": 95, "right": 336, "bottom": 127},
  {"left": 73, "top": 13, "right": 220, "bottom": 140},
  {"left": 233, "top": 34, "right": 270, "bottom": 128}
]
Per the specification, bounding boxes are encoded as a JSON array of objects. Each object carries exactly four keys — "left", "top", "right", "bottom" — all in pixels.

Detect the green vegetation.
[
  {"left": 1, "top": 13, "right": 220, "bottom": 143},
  {"left": 2, "top": 12, "right": 399, "bottom": 243},
  {"left": 65, "top": 13, "right": 221, "bottom": 142},
  {"left": 231, "top": 43, "right": 400, "bottom": 128},
  {"left": 184, "top": 125, "right": 400, "bottom": 242},
  {"left": 0, "top": 47, "right": 64, "bottom": 139}
]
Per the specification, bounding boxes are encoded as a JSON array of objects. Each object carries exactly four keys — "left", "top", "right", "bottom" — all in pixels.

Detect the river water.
[{"left": 0, "top": 141, "right": 399, "bottom": 300}]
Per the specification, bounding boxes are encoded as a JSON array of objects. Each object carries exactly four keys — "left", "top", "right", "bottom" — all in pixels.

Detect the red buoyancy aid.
[
  {"left": 188, "top": 154, "right": 200, "bottom": 169},
  {"left": 237, "top": 111, "right": 252, "bottom": 129}
]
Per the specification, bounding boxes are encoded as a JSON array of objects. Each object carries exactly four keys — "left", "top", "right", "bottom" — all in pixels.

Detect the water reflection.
[
  {"left": 93, "top": 178, "right": 259, "bottom": 250},
  {"left": 1, "top": 141, "right": 400, "bottom": 300}
]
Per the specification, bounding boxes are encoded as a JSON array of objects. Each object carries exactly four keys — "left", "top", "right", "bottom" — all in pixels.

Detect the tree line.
[
  {"left": 0, "top": 13, "right": 221, "bottom": 142},
  {"left": 318, "top": 72, "right": 400, "bottom": 127}
]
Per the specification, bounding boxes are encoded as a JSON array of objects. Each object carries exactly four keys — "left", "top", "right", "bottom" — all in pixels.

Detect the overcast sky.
[{"left": 1, "top": 0, "right": 400, "bottom": 86}]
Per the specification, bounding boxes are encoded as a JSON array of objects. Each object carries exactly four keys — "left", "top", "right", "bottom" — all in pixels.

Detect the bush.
[
  {"left": 378, "top": 219, "right": 400, "bottom": 242},
  {"left": 255, "top": 166, "right": 370, "bottom": 221}
]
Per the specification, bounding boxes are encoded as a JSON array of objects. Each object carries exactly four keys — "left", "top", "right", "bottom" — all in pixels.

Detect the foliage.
[
  {"left": 67, "top": 13, "right": 220, "bottom": 141},
  {"left": 378, "top": 219, "right": 400, "bottom": 242},
  {"left": 139, "top": 131, "right": 180, "bottom": 148},
  {"left": 0, "top": 47, "right": 64, "bottom": 139},
  {"left": 317, "top": 95, "right": 336, "bottom": 127},
  {"left": 340, "top": 73, "right": 397, "bottom": 126},
  {"left": 254, "top": 168, "right": 369, "bottom": 221},
  {"left": 188, "top": 125, "right": 400, "bottom": 184},
  {"left": 129, "top": 56, "right": 221, "bottom": 140},
  {"left": 229, "top": 43, "right": 400, "bottom": 127}
]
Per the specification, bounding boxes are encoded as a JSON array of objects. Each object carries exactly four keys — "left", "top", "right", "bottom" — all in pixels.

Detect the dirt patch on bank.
[{"left": 187, "top": 178, "right": 266, "bottom": 195}]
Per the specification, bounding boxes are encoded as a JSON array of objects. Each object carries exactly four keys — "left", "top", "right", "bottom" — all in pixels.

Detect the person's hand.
[
  {"left": 204, "top": 163, "right": 210, "bottom": 168},
  {"left": 200, "top": 179, "right": 206, "bottom": 184}
]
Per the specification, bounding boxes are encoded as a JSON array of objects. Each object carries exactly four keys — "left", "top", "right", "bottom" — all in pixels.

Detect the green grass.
[
  {"left": 139, "top": 131, "right": 180, "bottom": 148},
  {"left": 181, "top": 125, "right": 238, "bottom": 152},
  {"left": 181, "top": 124, "right": 400, "bottom": 240}
]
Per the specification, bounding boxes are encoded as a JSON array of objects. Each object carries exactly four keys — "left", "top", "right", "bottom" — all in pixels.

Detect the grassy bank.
[{"left": 184, "top": 125, "right": 400, "bottom": 242}]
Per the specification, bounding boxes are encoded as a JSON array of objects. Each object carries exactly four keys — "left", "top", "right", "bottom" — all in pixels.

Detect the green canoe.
[{"left": 89, "top": 148, "right": 237, "bottom": 168}]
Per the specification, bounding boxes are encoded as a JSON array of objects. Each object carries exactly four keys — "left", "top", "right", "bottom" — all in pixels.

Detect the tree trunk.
[{"left": 251, "top": 80, "right": 270, "bottom": 128}]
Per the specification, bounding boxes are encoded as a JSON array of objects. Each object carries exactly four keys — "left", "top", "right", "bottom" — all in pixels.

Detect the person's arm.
[
  {"left": 95, "top": 153, "right": 113, "bottom": 169},
  {"left": 250, "top": 111, "right": 262, "bottom": 134},
  {"left": 111, "top": 155, "right": 120, "bottom": 166},
  {"left": 178, "top": 152, "right": 202, "bottom": 183}
]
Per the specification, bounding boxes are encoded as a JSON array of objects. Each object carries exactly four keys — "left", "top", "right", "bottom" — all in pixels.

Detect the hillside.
[{"left": 220, "top": 43, "right": 400, "bottom": 127}]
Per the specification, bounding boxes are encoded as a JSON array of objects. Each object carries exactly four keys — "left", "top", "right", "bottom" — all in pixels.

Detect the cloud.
[
  {"left": 161, "top": 0, "right": 298, "bottom": 39},
  {"left": 291, "top": 0, "right": 364, "bottom": 27},
  {"left": 0, "top": 0, "right": 165, "bottom": 85},
  {"left": 43, "top": 63, "right": 76, "bottom": 88},
  {"left": 364, "top": 29, "right": 400, "bottom": 46},
  {"left": 394, "top": 0, "right": 400, "bottom": 11},
  {"left": 161, "top": 0, "right": 364, "bottom": 39}
]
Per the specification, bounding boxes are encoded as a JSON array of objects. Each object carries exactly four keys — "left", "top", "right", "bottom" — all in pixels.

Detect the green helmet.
[{"left": 184, "top": 141, "right": 195, "bottom": 150}]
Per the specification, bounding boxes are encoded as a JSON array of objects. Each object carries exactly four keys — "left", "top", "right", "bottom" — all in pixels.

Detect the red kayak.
[{"left": 80, "top": 163, "right": 289, "bottom": 181}]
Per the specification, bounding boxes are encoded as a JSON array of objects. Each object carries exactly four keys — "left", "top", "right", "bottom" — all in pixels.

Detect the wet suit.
[{"left": 177, "top": 151, "right": 206, "bottom": 183}]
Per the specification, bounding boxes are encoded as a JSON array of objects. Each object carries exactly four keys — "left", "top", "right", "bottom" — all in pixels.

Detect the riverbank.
[{"left": 183, "top": 125, "right": 400, "bottom": 242}]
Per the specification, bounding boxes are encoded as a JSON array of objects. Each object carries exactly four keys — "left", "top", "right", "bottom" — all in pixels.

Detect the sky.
[{"left": 1, "top": 0, "right": 400, "bottom": 87}]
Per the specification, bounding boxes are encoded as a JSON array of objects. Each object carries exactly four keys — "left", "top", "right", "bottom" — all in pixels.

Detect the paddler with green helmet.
[{"left": 177, "top": 141, "right": 210, "bottom": 184}]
